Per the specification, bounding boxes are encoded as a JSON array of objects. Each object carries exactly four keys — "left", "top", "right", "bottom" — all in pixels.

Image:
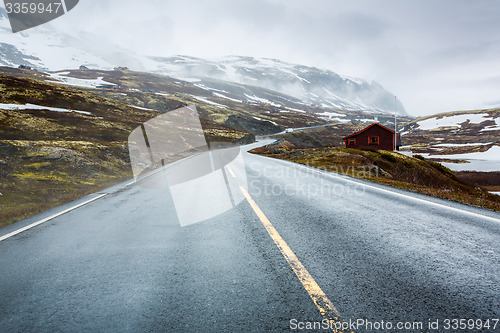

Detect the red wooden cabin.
[{"left": 343, "top": 123, "right": 398, "bottom": 151}]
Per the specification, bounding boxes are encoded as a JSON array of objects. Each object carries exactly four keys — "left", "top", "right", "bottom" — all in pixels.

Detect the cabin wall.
[{"left": 345, "top": 126, "right": 394, "bottom": 150}]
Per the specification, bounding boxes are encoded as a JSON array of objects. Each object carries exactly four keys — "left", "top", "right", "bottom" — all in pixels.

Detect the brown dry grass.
[
  {"left": 455, "top": 171, "right": 500, "bottom": 192},
  {"left": 0, "top": 174, "right": 130, "bottom": 229}
]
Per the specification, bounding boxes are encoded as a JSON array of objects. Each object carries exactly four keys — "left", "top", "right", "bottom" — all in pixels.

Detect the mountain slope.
[
  {"left": 0, "top": 8, "right": 405, "bottom": 116},
  {"left": 0, "top": 8, "right": 114, "bottom": 70},
  {"left": 0, "top": 71, "right": 254, "bottom": 226},
  {"left": 151, "top": 55, "right": 407, "bottom": 116},
  {"left": 3, "top": 67, "right": 411, "bottom": 134}
]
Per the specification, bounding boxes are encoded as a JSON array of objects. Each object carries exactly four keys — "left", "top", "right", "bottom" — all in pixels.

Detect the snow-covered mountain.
[
  {"left": 0, "top": 7, "right": 146, "bottom": 70},
  {"left": 0, "top": 7, "right": 406, "bottom": 115},
  {"left": 0, "top": 8, "right": 110, "bottom": 69},
  {"left": 151, "top": 55, "right": 407, "bottom": 115}
]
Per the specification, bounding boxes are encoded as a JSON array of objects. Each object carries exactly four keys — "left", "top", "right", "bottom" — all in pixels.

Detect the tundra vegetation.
[
  {"left": 0, "top": 71, "right": 254, "bottom": 227},
  {"left": 251, "top": 138, "right": 500, "bottom": 212}
]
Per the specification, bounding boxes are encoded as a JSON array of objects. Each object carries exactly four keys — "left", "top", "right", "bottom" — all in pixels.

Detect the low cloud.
[{"left": 51, "top": 0, "right": 500, "bottom": 116}]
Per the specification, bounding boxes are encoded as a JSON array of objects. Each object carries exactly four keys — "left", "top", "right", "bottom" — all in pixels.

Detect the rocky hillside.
[
  {"left": 0, "top": 70, "right": 253, "bottom": 227},
  {"left": 400, "top": 108, "right": 500, "bottom": 157},
  {"left": 3, "top": 67, "right": 413, "bottom": 133}
]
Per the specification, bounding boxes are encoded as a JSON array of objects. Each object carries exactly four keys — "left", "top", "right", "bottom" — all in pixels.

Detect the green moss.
[
  {"left": 25, "top": 162, "right": 51, "bottom": 169},
  {"left": 13, "top": 171, "right": 70, "bottom": 182}
]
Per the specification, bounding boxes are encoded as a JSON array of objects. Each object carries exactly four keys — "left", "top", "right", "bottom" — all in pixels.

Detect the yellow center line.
[{"left": 239, "top": 186, "right": 352, "bottom": 333}]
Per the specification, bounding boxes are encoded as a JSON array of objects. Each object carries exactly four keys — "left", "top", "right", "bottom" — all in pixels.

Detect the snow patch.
[
  {"left": 341, "top": 75, "right": 367, "bottom": 85},
  {"left": 178, "top": 77, "right": 201, "bottom": 82},
  {"left": 434, "top": 145, "right": 500, "bottom": 161},
  {"left": 252, "top": 116, "right": 278, "bottom": 126},
  {"left": 317, "top": 111, "right": 350, "bottom": 123},
  {"left": 285, "top": 107, "right": 307, "bottom": 113},
  {"left": 416, "top": 113, "right": 492, "bottom": 131},
  {"left": 194, "top": 84, "right": 229, "bottom": 94},
  {"left": 129, "top": 105, "right": 154, "bottom": 111},
  {"left": 317, "top": 111, "right": 346, "bottom": 118},
  {"left": 213, "top": 92, "right": 242, "bottom": 103},
  {"left": 47, "top": 72, "right": 116, "bottom": 88},
  {"left": 423, "top": 145, "right": 500, "bottom": 172},
  {"left": 0, "top": 103, "right": 95, "bottom": 116},
  {"left": 244, "top": 94, "right": 281, "bottom": 108},
  {"left": 193, "top": 83, "right": 211, "bottom": 91},
  {"left": 190, "top": 95, "right": 228, "bottom": 108},
  {"left": 432, "top": 142, "right": 493, "bottom": 147}
]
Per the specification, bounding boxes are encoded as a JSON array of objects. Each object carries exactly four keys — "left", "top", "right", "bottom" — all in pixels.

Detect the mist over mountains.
[
  {"left": 0, "top": 7, "right": 406, "bottom": 115},
  {"left": 152, "top": 55, "right": 407, "bottom": 115}
]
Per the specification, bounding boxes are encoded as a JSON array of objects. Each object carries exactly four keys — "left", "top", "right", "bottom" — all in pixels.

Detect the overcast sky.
[{"left": 54, "top": 0, "right": 500, "bottom": 116}]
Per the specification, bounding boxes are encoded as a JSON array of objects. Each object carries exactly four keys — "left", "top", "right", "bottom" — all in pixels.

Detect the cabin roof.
[{"left": 342, "top": 123, "right": 395, "bottom": 140}]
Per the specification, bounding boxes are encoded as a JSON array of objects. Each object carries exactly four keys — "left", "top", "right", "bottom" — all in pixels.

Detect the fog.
[{"left": 48, "top": 0, "right": 500, "bottom": 116}]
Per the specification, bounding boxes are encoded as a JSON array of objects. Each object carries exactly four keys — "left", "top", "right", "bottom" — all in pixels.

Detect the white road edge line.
[
  {"left": 314, "top": 168, "right": 500, "bottom": 223},
  {"left": 0, "top": 193, "right": 108, "bottom": 242},
  {"left": 269, "top": 157, "right": 500, "bottom": 224}
]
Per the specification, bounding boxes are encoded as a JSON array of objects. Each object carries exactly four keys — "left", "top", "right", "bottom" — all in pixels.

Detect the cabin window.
[
  {"left": 368, "top": 136, "right": 379, "bottom": 145},
  {"left": 348, "top": 138, "right": 356, "bottom": 145}
]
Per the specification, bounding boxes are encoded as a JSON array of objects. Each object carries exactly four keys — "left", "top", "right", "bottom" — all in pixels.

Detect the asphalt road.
[{"left": 1, "top": 143, "right": 500, "bottom": 332}]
